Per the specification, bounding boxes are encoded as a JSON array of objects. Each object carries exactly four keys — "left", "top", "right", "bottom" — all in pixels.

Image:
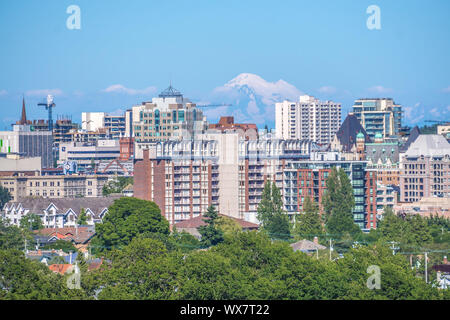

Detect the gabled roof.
[
  {"left": 335, "top": 114, "right": 371, "bottom": 152},
  {"left": 48, "top": 264, "right": 73, "bottom": 275},
  {"left": 4, "top": 196, "right": 121, "bottom": 219},
  {"left": 35, "top": 227, "right": 95, "bottom": 244},
  {"left": 290, "top": 239, "right": 327, "bottom": 252},
  {"left": 400, "top": 126, "right": 420, "bottom": 152}
]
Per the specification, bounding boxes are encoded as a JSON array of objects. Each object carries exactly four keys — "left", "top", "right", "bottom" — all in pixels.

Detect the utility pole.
[
  {"left": 389, "top": 241, "right": 398, "bottom": 255},
  {"left": 425, "top": 252, "right": 428, "bottom": 284}
]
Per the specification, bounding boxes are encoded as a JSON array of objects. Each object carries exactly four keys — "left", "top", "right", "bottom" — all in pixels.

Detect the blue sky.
[{"left": 0, "top": 0, "right": 449, "bottom": 129}]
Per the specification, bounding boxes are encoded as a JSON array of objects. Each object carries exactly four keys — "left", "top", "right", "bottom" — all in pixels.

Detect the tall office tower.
[
  {"left": 275, "top": 95, "right": 341, "bottom": 145},
  {"left": 352, "top": 98, "right": 402, "bottom": 140},
  {"left": 0, "top": 125, "right": 53, "bottom": 169},
  {"left": 131, "top": 85, "right": 207, "bottom": 143}
]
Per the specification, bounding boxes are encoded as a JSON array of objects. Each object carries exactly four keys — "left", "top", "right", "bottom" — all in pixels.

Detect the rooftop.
[{"left": 404, "top": 134, "right": 450, "bottom": 157}]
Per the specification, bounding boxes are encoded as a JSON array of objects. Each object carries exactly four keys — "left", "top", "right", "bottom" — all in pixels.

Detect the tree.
[
  {"left": 322, "top": 167, "right": 360, "bottom": 238},
  {"left": 0, "top": 249, "right": 86, "bottom": 299},
  {"left": 198, "top": 205, "right": 224, "bottom": 248},
  {"left": 0, "top": 186, "right": 11, "bottom": 208},
  {"left": 77, "top": 208, "right": 88, "bottom": 225},
  {"left": 85, "top": 238, "right": 180, "bottom": 300},
  {"left": 92, "top": 197, "right": 170, "bottom": 252},
  {"left": 0, "top": 218, "right": 26, "bottom": 250},
  {"left": 20, "top": 213, "right": 43, "bottom": 231},
  {"left": 102, "top": 177, "right": 133, "bottom": 196},
  {"left": 43, "top": 239, "right": 78, "bottom": 254},
  {"left": 215, "top": 215, "right": 242, "bottom": 237},
  {"left": 257, "top": 181, "right": 291, "bottom": 240},
  {"left": 168, "top": 229, "right": 202, "bottom": 253},
  {"left": 294, "top": 196, "right": 323, "bottom": 240}
]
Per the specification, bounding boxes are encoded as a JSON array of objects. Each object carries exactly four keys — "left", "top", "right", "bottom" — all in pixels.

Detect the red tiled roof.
[{"left": 48, "top": 264, "right": 73, "bottom": 275}]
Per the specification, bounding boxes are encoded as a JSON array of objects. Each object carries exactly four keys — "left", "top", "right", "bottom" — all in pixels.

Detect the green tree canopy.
[
  {"left": 323, "top": 167, "right": 360, "bottom": 238},
  {"left": 257, "top": 181, "right": 291, "bottom": 240},
  {"left": 294, "top": 196, "right": 323, "bottom": 240},
  {"left": 77, "top": 208, "right": 88, "bottom": 226},
  {"left": 0, "top": 186, "right": 11, "bottom": 209},
  {"left": 198, "top": 205, "right": 224, "bottom": 248},
  {"left": 92, "top": 197, "right": 170, "bottom": 252},
  {"left": 0, "top": 249, "right": 86, "bottom": 299},
  {"left": 43, "top": 239, "right": 78, "bottom": 254},
  {"left": 20, "top": 213, "right": 43, "bottom": 231}
]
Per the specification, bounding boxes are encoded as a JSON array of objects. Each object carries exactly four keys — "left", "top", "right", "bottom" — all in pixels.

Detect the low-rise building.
[
  {"left": 59, "top": 139, "right": 120, "bottom": 172},
  {"left": 0, "top": 174, "right": 109, "bottom": 201}
]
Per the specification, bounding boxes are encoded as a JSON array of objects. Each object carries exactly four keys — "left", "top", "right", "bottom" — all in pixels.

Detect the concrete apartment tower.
[{"left": 275, "top": 95, "right": 341, "bottom": 145}]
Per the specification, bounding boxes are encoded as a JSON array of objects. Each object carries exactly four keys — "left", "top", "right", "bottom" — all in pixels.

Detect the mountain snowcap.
[{"left": 206, "top": 73, "right": 302, "bottom": 126}]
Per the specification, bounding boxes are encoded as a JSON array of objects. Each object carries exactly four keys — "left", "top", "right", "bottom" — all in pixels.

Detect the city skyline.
[{"left": 1, "top": 0, "right": 449, "bottom": 128}]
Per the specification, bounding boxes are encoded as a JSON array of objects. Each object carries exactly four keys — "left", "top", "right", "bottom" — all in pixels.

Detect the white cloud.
[
  {"left": 25, "top": 89, "right": 63, "bottom": 96},
  {"left": 367, "top": 85, "right": 393, "bottom": 94},
  {"left": 317, "top": 86, "right": 337, "bottom": 94},
  {"left": 102, "top": 84, "right": 157, "bottom": 95},
  {"left": 430, "top": 108, "right": 440, "bottom": 117},
  {"left": 404, "top": 102, "right": 425, "bottom": 124},
  {"left": 0, "top": 90, "right": 7, "bottom": 96}
]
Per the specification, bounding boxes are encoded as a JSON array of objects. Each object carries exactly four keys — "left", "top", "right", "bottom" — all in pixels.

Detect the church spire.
[{"left": 20, "top": 95, "right": 27, "bottom": 125}]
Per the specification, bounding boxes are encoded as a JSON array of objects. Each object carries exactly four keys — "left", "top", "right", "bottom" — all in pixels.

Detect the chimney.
[
  {"left": 313, "top": 236, "right": 318, "bottom": 245},
  {"left": 444, "top": 256, "right": 448, "bottom": 265}
]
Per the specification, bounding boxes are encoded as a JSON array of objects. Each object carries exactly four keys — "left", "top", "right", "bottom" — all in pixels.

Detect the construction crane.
[
  {"left": 196, "top": 103, "right": 232, "bottom": 108},
  {"left": 425, "top": 120, "right": 449, "bottom": 125},
  {"left": 37, "top": 95, "right": 56, "bottom": 131}
]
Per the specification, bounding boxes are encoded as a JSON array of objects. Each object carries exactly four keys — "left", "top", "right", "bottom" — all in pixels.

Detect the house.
[
  {"left": 48, "top": 264, "right": 74, "bottom": 275},
  {"left": 432, "top": 256, "right": 450, "bottom": 289},
  {"left": 173, "top": 214, "right": 259, "bottom": 239},
  {"left": 34, "top": 227, "right": 95, "bottom": 252},
  {"left": 26, "top": 249, "right": 67, "bottom": 265},
  {"left": 2, "top": 196, "right": 121, "bottom": 228},
  {"left": 290, "top": 237, "right": 327, "bottom": 254},
  {"left": 87, "top": 258, "right": 104, "bottom": 272}
]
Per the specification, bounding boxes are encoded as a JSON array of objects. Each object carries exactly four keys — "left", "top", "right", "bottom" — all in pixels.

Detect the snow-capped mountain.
[{"left": 204, "top": 73, "right": 302, "bottom": 127}]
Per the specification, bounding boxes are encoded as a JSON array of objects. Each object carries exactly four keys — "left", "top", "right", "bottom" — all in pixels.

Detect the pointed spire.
[{"left": 19, "top": 95, "right": 27, "bottom": 125}]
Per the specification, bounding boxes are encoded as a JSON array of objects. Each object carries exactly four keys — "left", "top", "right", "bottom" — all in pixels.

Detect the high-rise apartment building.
[
  {"left": 131, "top": 85, "right": 206, "bottom": 143},
  {"left": 352, "top": 98, "right": 402, "bottom": 140},
  {"left": 275, "top": 95, "right": 341, "bottom": 145}
]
